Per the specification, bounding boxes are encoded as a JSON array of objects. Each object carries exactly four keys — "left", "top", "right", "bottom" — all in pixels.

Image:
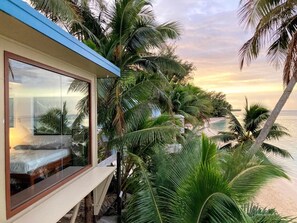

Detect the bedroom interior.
[{"left": 8, "top": 56, "right": 91, "bottom": 210}]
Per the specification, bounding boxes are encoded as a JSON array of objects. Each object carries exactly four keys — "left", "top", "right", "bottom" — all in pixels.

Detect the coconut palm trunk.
[
  {"left": 238, "top": 1, "right": 297, "bottom": 156},
  {"left": 249, "top": 30, "right": 297, "bottom": 155},
  {"left": 249, "top": 76, "right": 296, "bottom": 155}
]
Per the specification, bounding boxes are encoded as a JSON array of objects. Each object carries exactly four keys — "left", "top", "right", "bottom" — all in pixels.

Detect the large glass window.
[{"left": 6, "top": 55, "right": 91, "bottom": 212}]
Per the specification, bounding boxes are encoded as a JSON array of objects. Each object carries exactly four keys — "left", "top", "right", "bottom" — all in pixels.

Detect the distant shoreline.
[
  {"left": 198, "top": 117, "right": 226, "bottom": 137},
  {"left": 206, "top": 117, "right": 226, "bottom": 125}
]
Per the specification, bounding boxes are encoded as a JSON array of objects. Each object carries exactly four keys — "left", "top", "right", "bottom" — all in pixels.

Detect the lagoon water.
[{"left": 210, "top": 111, "right": 297, "bottom": 180}]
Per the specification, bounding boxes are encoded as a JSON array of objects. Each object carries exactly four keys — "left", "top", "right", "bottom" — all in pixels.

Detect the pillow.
[
  {"left": 32, "top": 142, "right": 62, "bottom": 150},
  {"left": 14, "top": 145, "right": 34, "bottom": 150}
]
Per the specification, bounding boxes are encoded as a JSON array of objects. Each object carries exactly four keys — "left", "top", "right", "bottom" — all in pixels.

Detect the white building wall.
[
  {"left": 0, "top": 33, "right": 6, "bottom": 223},
  {"left": 0, "top": 34, "right": 99, "bottom": 222}
]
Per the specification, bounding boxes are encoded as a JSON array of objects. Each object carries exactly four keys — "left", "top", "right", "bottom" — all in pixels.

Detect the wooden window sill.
[
  {"left": 9, "top": 166, "right": 116, "bottom": 223},
  {"left": 11, "top": 166, "right": 83, "bottom": 209}
]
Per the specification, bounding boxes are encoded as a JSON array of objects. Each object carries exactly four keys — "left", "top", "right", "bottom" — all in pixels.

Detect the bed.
[{"left": 10, "top": 147, "right": 72, "bottom": 186}]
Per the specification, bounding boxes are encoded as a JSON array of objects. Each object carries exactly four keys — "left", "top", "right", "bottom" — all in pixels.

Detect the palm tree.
[
  {"left": 29, "top": 0, "right": 104, "bottom": 42},
  {"left": 77, "top": 0, "right": 186, "bottom": 140},
  {"left": 108, "top": 111, "right": 181, "bottom": 190},
  {"left": 29, "top": 0, "right": 81, "bottom": 22},
  {"left": 92, "top": 0, "right": 181, "bottom": 70},
  {"left": 217, "top": 99, "right": 291, "bottom": 158},
  {"left": 243, "top": 203, "right": 296, "bottom": 222},
  {"left": 29, "top": 0, "right": 187, "bottom": 139},
  {"left": 156, "top": 46, "right": 195, "bottom": 83},
  {"left": 34, "top": 102, "right": 71, "bottom": 135},
  {"left": 208, "top": 91, "right": 232, "bottom": 117},
  {"left": 123, "top": 135, "right": 289, "bottom": 223},
  {"left": 239, "top": 0, "right": 297, "bottom": 155},
  {"left": 169, "top": 83, "right": 213, "bottom": 126}
]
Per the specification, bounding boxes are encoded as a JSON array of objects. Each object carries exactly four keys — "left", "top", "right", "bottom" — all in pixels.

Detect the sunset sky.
[
  {"left": 153, "top": 0, "right": 297, "bottom": 110},
  {"left": 22, "top": 0, "right": 297, "bottom": 110}
]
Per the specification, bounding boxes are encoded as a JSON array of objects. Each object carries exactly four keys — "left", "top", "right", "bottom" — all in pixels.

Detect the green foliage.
[
  {"left": 208, "top": 91, "right": 232, "bottom": 117},
  {"left": 217, "top": 99, "right": 291, "bottom": 158},
  {"left": 81, "top": 0, "right": 185, "bottom": 142},
  {"left": 30, "top": 0, "right": 103, "bottom": 43},
  {"left": 111, "top": 114, "right": 180, "bottom": 153},
  {"left": 123, "top": 153, "right": 167, "bottom": 223},
  {"left": 124, "top": 135, "right": 289, "bottom": 223},
  {"left": 158, "top": 46, "right": 195, "bottom": 83},
  {"left": 111, "top": 111, "right": 181, "bottom": 191},
  {"left": 222, "top": 144, "right": 289, "bottom": 204},
  {"left": 172, "top": 165, "right": 244, "bottom": 223},
  {"left": 34, "top": 102, "right": 71, "bottom": 135},
  {"left": 29, "top": 2, "right": 294, "bottom": 222},
  {"left": 30, "top": 0, "right": 81, "bottom": 22},
  {"left": 238, "top": 0, "right": 297, "bottom": 85},
  {"left": 87, "top": 0, "right": 181, "bottom": 70},
  {"left": 243, "top": 203, "right": 296, "bottom": 223},
  {"left": 169, "top": 83, "right": 213, "bottom": 125}
]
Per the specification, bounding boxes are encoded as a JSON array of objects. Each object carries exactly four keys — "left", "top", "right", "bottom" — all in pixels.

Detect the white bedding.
[{"left": 10, "top": 149, "right": 71, "bottom": 174}]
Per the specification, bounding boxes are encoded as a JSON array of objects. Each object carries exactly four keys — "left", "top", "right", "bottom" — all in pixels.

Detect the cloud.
[
  {"left": 153, "top": 0, "right": 290, "bottom": 108},
  {"left": 153, "top": 0, "right": 238, "bottom": 21}
]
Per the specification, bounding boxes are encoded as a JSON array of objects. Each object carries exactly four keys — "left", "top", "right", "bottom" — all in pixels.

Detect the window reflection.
[{"left": 8, "top": 59, "right": 90, "bottom": 209}]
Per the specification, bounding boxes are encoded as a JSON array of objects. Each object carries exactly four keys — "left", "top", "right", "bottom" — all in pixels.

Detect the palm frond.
[
  {"left": 244, "top": 104, "right": 269, "bottom": 133},
  {"left": 225, "top": 147, "right": 289, "bottom": 203},
  {"left": 137, "top": 56, "right": 186, "bottom": 75},
  {"left": 264, "top": 123, "right": 290, "bottom": 139},
  {"left": 254, "top": 123, "right": 290, "bottom": 140},
  {"left": 110, "top": 115, "right": 179, "bottom": 149},
  {"left": 35, "top": 102, "right": 71, "bottom": 134},
  {"left": 30, "top": 0, "right": 80, "bottom": 22},
  {"left": 216, "top": 131, "right": 237, "bottom": 143},
  {"left": 238, "top": 0, "right": 295, "bottom": 68},
  {"left": 267, "top": 18, "right": 294, "bottom": 68},
  {"left": 218, "top": 142, "right": 233, "bottom": 150},
  {"left": 172, "top": 164, "right": 247, "bottom": 223},
  {"left": 227, "top": 111, "right": 245, "bottom": 138},
  {"left": 239, "top": 35, "right": 261, "bottom": 69},
  {"left": 156, "top": 21, "right": 181, "bottom": 40},
  {"left": 284, "top": 31, "right": 297, "bottom": 85},
  {"left": 262, "top": 142, "right": 292, "bottom": 158},
  {"left": 200, "top": 134, "right": 218, "bottom": 164},
  {"left": 124, "top": 153, "right": 167, "bottom": 223},
  {"left": 243, "top": 203, "right": 296, "bottom": 222},
  {"left": 165, "top": 135, "right": 218, "bottom": 191}
]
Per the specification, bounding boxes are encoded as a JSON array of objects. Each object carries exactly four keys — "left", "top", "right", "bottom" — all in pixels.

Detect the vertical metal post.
[{"left": 116, "top": 151, "right": 122, "bottom": 223}]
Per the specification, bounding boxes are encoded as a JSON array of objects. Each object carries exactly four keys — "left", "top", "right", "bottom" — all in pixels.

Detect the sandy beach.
[
  {"left": 254, "top": 178, "right": 297, "bottom": 216},
  {"left": 197, "top": 117, "right": 225, "bottom": 137},
  {"left": 208, "top": 117, "right": 226, "bottom": 125},
  {"left": 203, "top": 117, "right": 297, "bottom": 216}
]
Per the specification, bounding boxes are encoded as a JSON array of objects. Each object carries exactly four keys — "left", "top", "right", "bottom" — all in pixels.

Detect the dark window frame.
[{"left": 4, "top": 52, "right": 93, "bottom": 219}]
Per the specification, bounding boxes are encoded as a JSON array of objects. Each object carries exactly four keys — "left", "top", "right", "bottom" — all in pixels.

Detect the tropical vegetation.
[
  {"left": 217, "top": 99, "right": 291, "bottom": 158},
  {"left": 244, "top": 203, "right": 295, "bottom": 222},
  {"left": 169, "top": 83, "right": 213, "bottom": 126},
  {"left": 208, "top": 91, "right": 232, "bottom": 117},
  {"left": 239, "top": 0, "right": 297, "bottom": 155},
  {"left": 34, "top": 102, "right": 71, "bottom": 135},
  {"left": 123, "top": 135, "right": 290, "bottom": 223},
  {"left": 27, "top": 0, "right": 295, "bottom": 222}
]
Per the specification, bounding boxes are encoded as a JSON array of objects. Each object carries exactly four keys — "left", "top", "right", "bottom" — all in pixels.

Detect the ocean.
[{"left": 210, "top": 110, "right": 297, "bottom": 181}]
